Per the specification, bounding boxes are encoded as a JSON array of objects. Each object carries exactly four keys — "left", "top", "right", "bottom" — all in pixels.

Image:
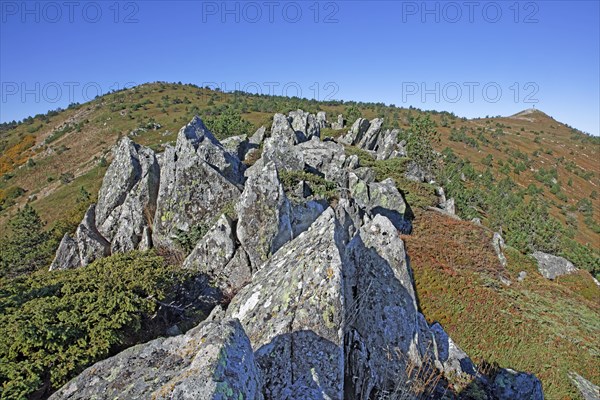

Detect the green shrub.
[{"left": 0, "top": 251, "right": 189, "bottom": 399}]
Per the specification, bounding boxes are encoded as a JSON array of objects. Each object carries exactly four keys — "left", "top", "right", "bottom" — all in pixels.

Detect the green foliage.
[
  {"left": 0, "top": 205, "right": 55, "bottom": 278},
  {"left": 174, "top": 224, "right": 210, "bottom": 253},
  {"left": 344, "top": 105, "right": 361, "bottom": 124},
  {"left": 279, "top": 170, "right": 337, "bottom": 202},
  {"left": 406, "top": 115, "right": 440, "bottom": 177},
  {"left": 204, "top": 106, "right": 253, "bottom": 139},
  {"left": 0, "top": 251, "right": 188, "bottom": 399}
]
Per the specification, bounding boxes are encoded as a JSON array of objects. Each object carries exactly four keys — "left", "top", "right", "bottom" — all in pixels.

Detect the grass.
[{"left": 403, "top": 210, "right": 600, "bottom": 400}]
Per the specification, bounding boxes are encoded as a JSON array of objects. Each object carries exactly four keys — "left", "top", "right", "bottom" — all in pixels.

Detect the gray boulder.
[
  {"left": 221, "top": 134, "right": 249, "bottom": 160},
  {"left": 532, "top": 251, "right": 578, "bottom": 280},
  {"left": 491, "top": 368, "right": 544, "bottom": 400},
  {"left": 341, "top": 117, "right": 370, "bottom": 145},
  {"left": 49, "top": 318, "right": 263, "bottom": 400},
  {"left": 49, "top": 234, "right": 81, "bottom": 271},
  {"left": 236, "top": 161, "right": 293, "bottom": 270},
  {"left": 357, "top": 118, "right": 384, "bottom": 150},
  {"left": 290, "top": 200, "right": 327, "bottom": 237},
  {"left": 430, "top": 322, "right": 477, "bottom": 377}
]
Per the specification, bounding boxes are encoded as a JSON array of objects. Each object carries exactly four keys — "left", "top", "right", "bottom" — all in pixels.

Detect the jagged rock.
[
  {"left": 290, "top": 200, "right": 327, "bottom": 237},
  {"left": 472, "top": 217, "right": 482, "bottom": 225},
  {"left": 331, "top": 114, "right": 344, "bottom": 130},
  {"left": 569, "top": 372, "right": 600, "bottom": 400},
  {"left": 236, "top": 161, "right": 293, "bottom": 270},
  {"left": 349, "top": 174, "right": 411, "bottom": 233},
  {"left": 341, "top": 118, "right": 370, "bottom": 145},
  {"left": 491, "top": 369, "right": 544, "bottom": 400},
  {"left": 49, "top": 318, "right": 263, "bottom": 400},
  {"left": 272, "top": 113, "right": 302, "bottom": 144},
  {"left": 249, "top": 126, "right": 267, "bottom": 145},
  {"left": 532, "top": 251, "right": 578, "bottom": 280},
  {"left": 344, "top": 154, "right": 360, "bottom": 170},
  {"left": 357, "top": 118, "right": 384, "bottom": 150},
  {"left": 182, "top": 214, "right": 243, "bottom": 294},
  {"left": 316, "top": 111, "right": 328, "bottom": 128},
  {"left": 153, "top": 118, "right": 241, "bottom": 249},
  {"left": 344, "top": 214, "right": 424, "bottom": 397},
  {"left": 518, "top": 271, "right": 527, "bottom": 282},
  {"left": 374, "top": 128, "right": 402, "bottom": 160},
  {"left": 221, "top": 134, "right": 249, "bottom": 160},
  {"left": 288, "top": 109, "right": 320, "bottom": 140},
  {"left": 49, "top": 234, "right": 80, "bottom": 271},
  {"left": 261, "top": 137, "right": 305, "bottom": 172},
  {"left": 226, "top": 208, "right": 347, "bottom": 400},
  {"left": 297, "top": 137, "right": 347, "bottom": 183},
  {"left": 76, "top": 205, "right": 111, "bottom": 266},
  {"left": 430, "top": 322, "right": 477, "bottom": 377},
  {"left": 94, "top": 137, "right": 160, "bottom": 253}
]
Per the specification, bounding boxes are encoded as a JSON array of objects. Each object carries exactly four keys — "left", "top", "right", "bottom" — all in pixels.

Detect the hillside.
[{"left": 0, "top": 82, "right": 599, "bottom": 399}]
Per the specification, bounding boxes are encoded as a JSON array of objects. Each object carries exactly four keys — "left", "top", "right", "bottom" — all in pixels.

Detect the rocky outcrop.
[
  {"left": 49, "top": 318, "right": 263, "bottom": 400},
  {"left": 492, "top": 232, "right": 508, "bottom": 269},
  {"left": 76, "top": 205, "right": 111, "bottom": 266},
  {"left": 341, "top": 117, "right": 406, "bottom": 161},
  {"left": 316, "top": 111, "right": 328, "bottom": 128},
  {"left": 288, "top": 109, "right": 320, "bottom": 141},
  {"left": 153, "top": 117, "right": 242, "bottom": 248},
  {"left": 297, "top": 137, "right": 347, "bottom": 183},
  {"left": 95, "top": 137, "right": 160, "bottom": 253},
  {"left": 236, "top": 160, "right": 293, "bottom": 270},
  {"left": 532, "top": 251, "right": 578, "bottom": 280}
]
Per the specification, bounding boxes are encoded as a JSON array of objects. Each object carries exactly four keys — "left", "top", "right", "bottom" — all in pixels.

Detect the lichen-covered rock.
[
  {"left": 261, "top": 137, "right": 305, "bottom": 172},
  {"left": 221, "top": 134, "right": 249, "bottom": 160},
  {"left": 226, "top": 208, "right": 347, "bottom": 400},
  {"left": 272, "top": 113, "right": 302, "bottom": 144},
  {"left": 76, "top": 205, "right": 111, "bottom": 266},
  {"left": 49, "top": 234, "right": 80, "bottom": 271},
  {"left": 153, "top": 118, "right": 241, "bottom": 248},
  {"left": 290, "top": 200, "right": 327, "bottom": 237},
  {"left": 183, "top": 214, "right": 235, "bottom": 271},
  {"left": 236, "top": 161, "right": 293, "bottom": 270},
  {"left": 349, "top": 174, "right": 411, "bottom": 233},
  {"left": 532, "top": 251, "right": 578, "bottom": 280},
  {"left": 491, "top": 368, "right": 544, "bottom": 400},
  {"left": 49, "top": 318, "right": 263, "bottom": 400},
  {"left": 297, "top": 137, "right": 347, "bottom": 183}
]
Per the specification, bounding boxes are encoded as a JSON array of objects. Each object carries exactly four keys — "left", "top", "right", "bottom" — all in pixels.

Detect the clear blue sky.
[{"left": 1, "top": 0, "right": 599, "bottom": 135}]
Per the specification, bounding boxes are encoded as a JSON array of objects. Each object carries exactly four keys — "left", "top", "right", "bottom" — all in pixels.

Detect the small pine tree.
[{"left": 407, "top": 115, "right": 440, "bottom": 176}]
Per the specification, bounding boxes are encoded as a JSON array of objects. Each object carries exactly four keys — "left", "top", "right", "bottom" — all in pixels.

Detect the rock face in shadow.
[{"left": 48, "top": 318, "right": 263, "bottom": 400}]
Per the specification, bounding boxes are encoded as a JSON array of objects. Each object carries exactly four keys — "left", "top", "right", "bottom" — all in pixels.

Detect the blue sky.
[{"left": 1, "top": 0, "right": 599, "bottom": 135}]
